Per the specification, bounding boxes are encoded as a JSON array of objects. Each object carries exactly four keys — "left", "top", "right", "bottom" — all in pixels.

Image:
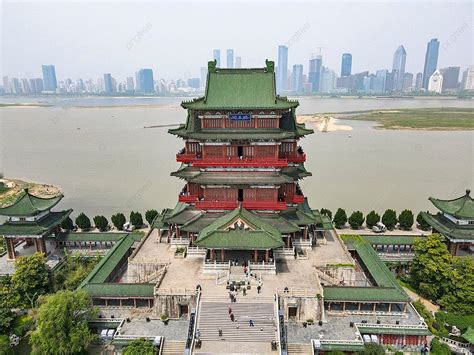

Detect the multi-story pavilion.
[
  {"left": 0, "top": 189, "right": 72, "bottom": 259},
  {"left": 164, "top": 59, "right": 331, "bottom": 267},
  {"left": 421, "top": 189, "right": 474, "bottom": 255}
]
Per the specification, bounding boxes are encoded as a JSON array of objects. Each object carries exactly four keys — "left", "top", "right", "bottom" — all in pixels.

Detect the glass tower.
[
  {"left": 422, "top": 38, "right": 440, "bottom": 89},
  {"left": 41, "top": 65, "right": 57, "bottom": 92},
  {"left": 341, "top": 53, "right": 352, "bottom": 77},
  {"left": 226, "top": 49, "right": 234, "bottom": 68},
  {"left": 277, "top": 45, "right": 288, "bottom": 93},
  {"left": 213, "top": 49, "right": 221, "bottom": 67}
]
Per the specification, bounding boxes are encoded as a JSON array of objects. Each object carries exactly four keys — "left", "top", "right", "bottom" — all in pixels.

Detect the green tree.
[
  {"left": 30, "top": 290, "right": 97, "bottom": 354},
  {"left": 11, "top": 253, "right": 51, "bottom": 308},
  {"left": 416, "top": 212, "right": 431, "bottom": 231},
  {"left": 320, "top": 208, "right": 332, "bottom": 220},
  {"left": 348, "top": 211, "right": 364, "bottom": 229},
  {"left": 366, "top": 210, "right": 380, "bottom": 228},
  {"left": 333, "top": 208, "right": 347, "bottom": 229},
  {"left": 60, "top": 217, "right": 74, "bottom": 230},
  {"left": 411, "top": 234, "right": 452, "bottom": 300},
  {"left": 123, "top": 338, "right": 157, "bottom": 355},
  {"left": 0, "top": 334, "right": 13, "bottom": 355},
  {"left": 111, "top": 213, "right": 126, "bottom": 230},
  {"left": 75, "top": 212, "right": 91, "bottom": 230},
  {"left": 398, "top": 209, "right": 414, "bottom": 230},
  {"left": 361, "top": 343, "right": 385, "bottom": 354},
  {"left": 430, "top": 338, "right": 450, "bottom": 355},
  {"left": 382, "top": 209, "right": 397, "bottom": 230},
  {"left": 0, "top": 308, "right": 14, "bottom": 334},
  {"left": 130, "top": 211, "right": 143, "bottom": 228},
  {"left": 145, "top": 210, "right": 159, "bottom": 226},
  {"left": 93, "top": 215, "right": 109, "bottom": 232}
]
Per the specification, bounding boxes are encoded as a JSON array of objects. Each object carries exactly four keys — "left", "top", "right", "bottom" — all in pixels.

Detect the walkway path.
[{"left": 402, "top": 286, "right": 439, "bottom": 313}]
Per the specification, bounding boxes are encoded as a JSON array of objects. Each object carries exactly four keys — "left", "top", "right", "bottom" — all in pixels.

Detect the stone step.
[
  {"left": 161, "top": 340, "right": 186, "bottom": 355},
  {"left": 287, "top": 343, "right": 312, "bottom": 354}
]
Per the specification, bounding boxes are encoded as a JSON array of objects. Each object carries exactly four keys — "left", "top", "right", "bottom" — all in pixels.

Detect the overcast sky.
[{"left": 1, "top": 1, "right": 472, "bottom": 80}]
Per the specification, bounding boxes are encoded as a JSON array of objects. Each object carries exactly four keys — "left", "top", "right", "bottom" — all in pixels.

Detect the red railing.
[
  {"left": 291, "top": 195, "right": 305, "bottom": 204},
  {"left": 194, "top": 200, "right": 287, "bottom": 211},
  {"left": 192, "top": 156, "right": 288, "bottom": 168},
  {"left": 176, "top": 152, "right": 198, "bottom": 163},
  {"left": 178, "top": 195, "right": 199, "bottom": 203}
]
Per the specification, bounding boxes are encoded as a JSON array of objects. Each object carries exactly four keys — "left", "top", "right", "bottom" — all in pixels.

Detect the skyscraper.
[
  {"left": 292, "top": 64, "right": 304, "bottom": 93},
  {"left": 415, "top": 73, "right": 423, "bottom": 90},
  {"left": 138, "top": 69, "right": 154, "bottom": 93},
  {"left": 226, "top": 49, "right": 234, "bottom": 68},
  {"left": 42, "top": 65, "right": 57, "bottom": 92},
  {"left": 104, "top": 73, "right": 113, "bottom": 93},
  {"left": 422, "top": 38, "right": 440, "bottom": 89},
  {"left": 341, "top": 53, "right": 352, "bottom": 77},
  {"left": 308, "top": 56, "right": 323, "bottom": 92},
  {"left": 320, "top": 67, "right": 336, "bottom": 93},
  {"left": 463, "top": 65, "right": 474, "bottom": 90},
  {"left": 200, "top": 67, "right": 208, "bottom": 88},
  {"left": 277, "top": 45, "right": 288, "bottom": 93},
  {"left": 3, "top": 76, "right": 11, "bottom": 94},
  {"left": 439, "top": 67, "right": 460, "bottom": 90},
  {"left": 392, "top": 45, "right": 407, "bottom": 91},
  {"left": 213, "top": 49, "right": 221, "bottom": 67},
  {"left": 235, "top": 56, "right": 242, "bottom": 69},
  {"left": 126, "top": 77, "right": 134, "bottom": 92}
]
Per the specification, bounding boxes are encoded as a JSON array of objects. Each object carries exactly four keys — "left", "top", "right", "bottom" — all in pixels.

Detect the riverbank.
[
  {"left": 0, "top": 178, "right": 61, "bottom": 207},
  {"left": 336, "top": 107, "right": 474, "bottom": 130}
]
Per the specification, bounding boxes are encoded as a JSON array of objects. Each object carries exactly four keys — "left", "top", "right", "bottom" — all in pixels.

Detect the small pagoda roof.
[
  {"left": 281, "top": 164, "right": 312, "bottom": 179},
  {"left": 0, "top": 210, "right": 72, "bottom": 236},
  {"left": 181, "top": 61, "right": 298, "bottom": 110},
  {"left": 421, "top": 212, "right": 474, "bottom": 242},
  {"left": 195, "top": 205, "right": 284, "bottom": 250},
  {"left": 0, "top": 189, "right": 64, "bottom": 217},
  {"left": 429, "top": 189, "right": 474, "bottom": 219},
  {"left": 280, "top": 199, "right": 319, "bottom": 226}
]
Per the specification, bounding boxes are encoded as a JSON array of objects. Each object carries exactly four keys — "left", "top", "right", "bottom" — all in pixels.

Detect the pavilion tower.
[
  {"left": 0, "top": 189, "right": 72, "bottom": 260},
  {"left": 161, "top": 60, "right": 331, "bottom": 264}
]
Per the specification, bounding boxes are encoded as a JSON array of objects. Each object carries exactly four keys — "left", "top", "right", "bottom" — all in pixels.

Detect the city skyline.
[{"left": 2, "top": 2, "right": 471, "bottom": 80}]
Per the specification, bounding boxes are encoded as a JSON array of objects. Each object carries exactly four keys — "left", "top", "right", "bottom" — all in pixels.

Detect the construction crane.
[{"left": 310, "top": 47, "right": 325, "bottom": 58}]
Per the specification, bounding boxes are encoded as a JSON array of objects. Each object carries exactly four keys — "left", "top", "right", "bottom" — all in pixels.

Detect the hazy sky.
[{"left": 1, "top": 1, "right": 472, "bottom": 80}]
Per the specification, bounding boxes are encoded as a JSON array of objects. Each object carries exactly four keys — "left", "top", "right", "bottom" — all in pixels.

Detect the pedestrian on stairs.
[
  {"left": 257, "top": 285, "right": 261, "bottom": 294},
  {"left": 228, "top": 306, "right": 232, "bottom": 315},
  {"left": 249, "top": 319, "right": 254, "bottom": 327},
  {"left": 230, "top": 313, "right": 235, "bottom": 322},
  {"left": 218, "top": 328, "right": 223, "bottom": 337}
]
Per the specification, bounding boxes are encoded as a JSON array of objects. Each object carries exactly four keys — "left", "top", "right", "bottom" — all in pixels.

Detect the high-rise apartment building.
[{"left": 422, "top": 38, "right": 440, "bottom": 89}]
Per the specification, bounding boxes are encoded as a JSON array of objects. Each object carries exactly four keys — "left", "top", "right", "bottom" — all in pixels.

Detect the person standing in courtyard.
[
  {"left": 249, "top": 319, "right": 254, "bottom": 327},
  {"left": 230, "top": 313, "right": 235, "bottom": 322}
]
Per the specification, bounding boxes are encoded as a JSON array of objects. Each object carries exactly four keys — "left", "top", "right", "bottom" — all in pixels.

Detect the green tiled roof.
[
  {"left": 281, "top": 164, "right": 312, "bottom": 179},
  {"left": 169, "top": 127, "right": 300, "bottom": 141},
  {"left": 80, "top": 232, "right": 141, "bottom": 286},
  {"left": 362, "top": 235, "right": 426, "bottom": 245},
  {"left": 182, "top": 171, "right": 294, "bottom": 185},
  {"left": 429, "top": 189, "right": 474, "bottom": 219},
  {"left": 181, "top": 64, "right": 298, "bottom": 110},
  {"left": 82, "top": 283, "right": 154, "bottom": 298},
  {"left": 0, "top": 210, "right": 72, "bottom": 236},
  {"left": 195, "top": 206, "right": 284, "bottom": 249},
  {"left": 280, "top": 200, "right": 318, "bottom": 226},
  {"left": 323, "top": 235, "right": 410, "bottom": 302},
  {"left": 324, "top": 286, "right": 409, "bottom": 302},
  {"left": 357, "top": 325, "right": 431, "bottom": 336},
  {"left": 421, "top": 212, "right": 474, "bottom": 242},
  {"left": 53, "top": 232, "right": 128, "bottom": 242},
  {"left": 462, "top": 327, "right": 474, "bottom": 344},
  {"left": 258, "top": 215, "right": 301, "bottom": 234},
  {"left": 181, "top": 214, "right": 222, "bottom": 233},
  {"left": 312, "top": 210, "right": 334, "bottom": 230},
  {"left": 0, "top": 189, "right": 64, "bottom": 217}
]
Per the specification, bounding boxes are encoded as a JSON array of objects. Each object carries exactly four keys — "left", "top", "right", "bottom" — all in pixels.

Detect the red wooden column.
[
  {"left": 254, "top": 249, "right": 258, "bottom": 262},
  {"left": 265, "top": 250, "right": 269, "bottom": 262},
  {"left": 220, "top": 249, "right": 225, "bottom": 262}
]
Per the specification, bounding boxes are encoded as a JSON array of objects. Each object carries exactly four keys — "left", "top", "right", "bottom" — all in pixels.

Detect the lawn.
[{"left": 341, "top": 107, "right": 474, "bottom": 130}]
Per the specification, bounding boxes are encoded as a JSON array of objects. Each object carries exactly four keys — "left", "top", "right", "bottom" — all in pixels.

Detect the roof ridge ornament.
[
  {"left": 467, "top": 189, "right": 471, "bottom": 196},
  {"left": 208, "top": 59, "right": 217, "bottom": 73},
  {"left": 265, "top": 59, "right": 274, "bottom": 73}
]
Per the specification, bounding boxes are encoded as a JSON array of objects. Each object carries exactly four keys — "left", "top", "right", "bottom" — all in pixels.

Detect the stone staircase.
[
  {"left": 287, "top": 343, "right": 312, "bottom": 354},
  {"left": 196, "top": 295, "right": 277, "bottom": 343},
  {"left": 161, "top": 339, "right": 186, "bottom": 355},
  {"left": 314, "top": 267, "right": 341, "bottom": 286}
]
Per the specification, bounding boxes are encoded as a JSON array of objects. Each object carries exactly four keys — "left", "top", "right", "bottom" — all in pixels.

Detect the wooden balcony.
[
  {"left": 286, "top": 153, "right": 306, "bottom": 163},
  {"left": 192, "top": 156, "right": 288, "bottom": 168},
  {"left": 194, "top": 200, "right": 287, "bottom": 210},
  {"left": 176, "top": 152, "right": 198, "bottom": 163},
  {"left": 291, "top": 195, "right": 305, "bottom": 204},
  {"left": 178, "top": 194, "right": 199, "bottom": 203}
]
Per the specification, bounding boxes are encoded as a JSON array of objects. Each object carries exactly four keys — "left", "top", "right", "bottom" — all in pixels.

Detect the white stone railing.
[
  {"left": 248, "top": 260, "right": 276, "bottom": 270},
  {"left": 155, "top": 287, "right": 197, "bottom": 296},
  {"left": 203, "top": 260, "right": 230, "bottom": 271},
  {"left": 274, "top": 247, "right": 295, "bottom": 255},
  {"left": 171, "top": 237, "right": 190, "bottom": 246},
  {"left": 293, "top": 237, "right": 313, "bottom": 247},
  {"left": 187, "top": 246, "right": 207, "bottom": 257},
  {"left": 277, "top": 288, "right": 321, "bottom": 298}
]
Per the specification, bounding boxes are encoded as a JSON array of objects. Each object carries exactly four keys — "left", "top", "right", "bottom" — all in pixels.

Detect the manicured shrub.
[
  {"left": 398, "top": 209, "right": 414, "bottom": 230},
  {"left": 416, "top": 212, "right": 431, "bottom": 230},
  {"left": 75, "top": 213, "right": 91, "bottom": 230},
  {"left": 61, "top": 217, "right": 74, "bottom": 230},
  {"left": 382, "top": 209, "right": 397, "bottom": 230},
  {"left": 145, "top": 210, "right": 159, "bottom": 226},
  {"left": 348, "top": 211, "right": 364, "bottom": 229},
  {"left": 366, "top": 210, "right": 380, "bottom": 228},
  {"left": 320, "top": 208, "right": 332, "bottom": 220},
  {"left": 333, "top": 208, "right": 347, "bottom": 229},
  {"left": 93, "top": 215, "right": 109, "bottom": 232},
  {"left": 111, "top": 213, "right": 126, "bottom": 230},
  {"left": 130, "top": 211, "right": 143, "bottom": 228}
]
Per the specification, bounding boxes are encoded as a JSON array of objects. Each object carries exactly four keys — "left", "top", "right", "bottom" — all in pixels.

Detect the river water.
[{"left": 0, "top": 97, "right": 472, "bottom": 218}]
